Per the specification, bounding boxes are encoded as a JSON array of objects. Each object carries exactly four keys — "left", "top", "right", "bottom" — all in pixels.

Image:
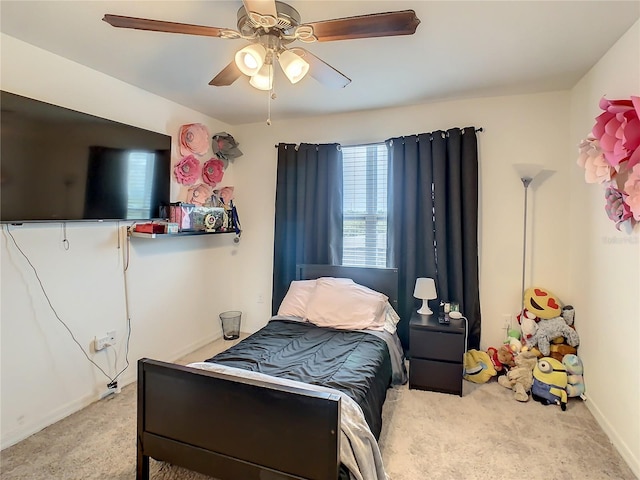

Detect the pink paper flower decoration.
[
  {"left": 591, "top": 96, "right": 640, "bottom": 170},
  {"left": 174, "top": 155, "right": 201, "bottom": 185},
  {"left": 604, "top": 186, "right": 634, "bottom": 231},
  {"left": 577, "top": 138, "right": 614, "bottom": 184},
  {"left": 186, "top": 183, "right": 213, "bottom": 206},
  {"left": 218, "top": 186, "right": 235, "bottom": 204},
  {"left": 579, "top": 96, "right": 640, "bottom": 232},
  {"left": 623, "top": 163, "right": 640, "bottom": 221},
  {"left": 179, "top": 123, "right": 210, "bottom": 157},
  {"left": 202, "top": 158, "right": 225, "bottom": 187}
]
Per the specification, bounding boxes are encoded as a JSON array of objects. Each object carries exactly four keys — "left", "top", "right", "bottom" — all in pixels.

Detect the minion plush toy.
[{"left": 532, "top": 357, "right": 568, "bottom": 411}]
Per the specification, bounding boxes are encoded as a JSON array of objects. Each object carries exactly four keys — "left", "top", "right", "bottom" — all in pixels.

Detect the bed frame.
[{"left": 137, "top": 264, "right": 398, "bottom": 480}]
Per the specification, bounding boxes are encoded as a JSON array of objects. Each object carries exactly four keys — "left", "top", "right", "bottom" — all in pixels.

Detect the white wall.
[
  {"left": 0, "top": 35, "right": 241, "bottom": 448},
  {"left": 233, "top": 92, "right": 572, "bottom": 349},
  {"left": 568, "top": 20, "right": 640, "bottom": 476}
]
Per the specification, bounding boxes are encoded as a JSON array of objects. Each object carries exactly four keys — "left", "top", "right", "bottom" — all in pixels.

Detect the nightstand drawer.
[
  {"left": 410, "top": 328, "right": 464, "bottom": 362},
  {"left": 409, "top": 358, "right": 463, "bottom": 395}
]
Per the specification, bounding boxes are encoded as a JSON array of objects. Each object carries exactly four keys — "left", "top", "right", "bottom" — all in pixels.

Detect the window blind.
[{"left": 342, "top": 143, "right": 388, "bottom": 267}]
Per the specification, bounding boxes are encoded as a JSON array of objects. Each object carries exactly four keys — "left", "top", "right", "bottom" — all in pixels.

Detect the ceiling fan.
[{"left": 103, "top": 0, "right": 420, "bottom": 92}]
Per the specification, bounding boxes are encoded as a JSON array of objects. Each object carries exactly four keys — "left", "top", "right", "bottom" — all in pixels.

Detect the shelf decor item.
[
  {"left": 174, "top": 155, "right": 201, "bottom": 185},
  {"left": 577, "top": 95, "right": 640, "bottom": 233},
  {"left": 212, "top": 132, "right": 243, "bottom": 163},
  {"left": 179, "top": 123, "right": 210, "bottom": 157},
  {"left": 202, "top": 157, "right": 225, "bottom": 186},
  {"left": 161, "top": 202, "right": 195, "bottom": 231}
]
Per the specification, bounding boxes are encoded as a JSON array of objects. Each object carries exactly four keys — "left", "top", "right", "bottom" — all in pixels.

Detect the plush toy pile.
[{"left": 492, "top": 287, "right": 586, "bottom": 408}]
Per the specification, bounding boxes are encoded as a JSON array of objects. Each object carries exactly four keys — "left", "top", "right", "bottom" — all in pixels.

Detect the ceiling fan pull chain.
[
  {"left": 266, "top": 87, "right": 272, "bottom": 126},
  {"left": 266, "top": 80, "right": 278, "bottom": 125}
]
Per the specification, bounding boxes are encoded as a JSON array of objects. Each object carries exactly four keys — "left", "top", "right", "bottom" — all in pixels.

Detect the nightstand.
[{"left": 409, "top": 312, "right": 466, "bottom": 396}]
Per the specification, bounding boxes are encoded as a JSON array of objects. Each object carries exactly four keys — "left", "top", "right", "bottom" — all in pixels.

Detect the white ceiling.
[{"left": 1, "top": 1, "right": 638, "bottom": 126}]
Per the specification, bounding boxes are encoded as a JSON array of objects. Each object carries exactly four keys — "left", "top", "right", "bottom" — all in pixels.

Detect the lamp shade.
[
  {"left": 249, "top": 63, "right": 273, "bottom": 90},
  {"left": 235, "top": 43, "right": 267, "bottom": 76},
  {"left": 278, "top": 49, "right": 309, "bottom": 84},
  {"left": 513, "top": 163, "right": 544, "bottom": 182},
  {"left": 413, "top": 278, "right": 437, "bottom": 315}
]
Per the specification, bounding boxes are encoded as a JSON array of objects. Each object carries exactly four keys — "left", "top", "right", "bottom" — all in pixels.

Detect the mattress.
[{"left": 205, "top": 318, "right": 393, "bottom": 440}]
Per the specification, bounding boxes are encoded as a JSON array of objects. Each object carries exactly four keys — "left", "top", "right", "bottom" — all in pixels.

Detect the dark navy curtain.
[
  {"left": 272, "top": 143, "right": 343, "bottom": 314},
  {"left": 386, "top": 127, "right": 481, "bottom": 350}
]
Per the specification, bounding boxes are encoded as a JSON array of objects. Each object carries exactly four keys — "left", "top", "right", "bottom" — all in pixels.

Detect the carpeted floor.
[{"left": 1, "top": 345, "right": 636, "bottom": 480}]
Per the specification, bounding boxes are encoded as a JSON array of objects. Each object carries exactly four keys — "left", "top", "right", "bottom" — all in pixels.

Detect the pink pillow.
[
  {"left": 306, "top": 280, "right": 387, "bottom": 330},
  {"left": 277, "top": 280, "right": 317, "bottom": 318}
]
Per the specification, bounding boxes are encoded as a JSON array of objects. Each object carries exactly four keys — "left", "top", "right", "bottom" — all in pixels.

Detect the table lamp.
[{"left": 414, "top": 278, "right": 437, "bottom": 315}]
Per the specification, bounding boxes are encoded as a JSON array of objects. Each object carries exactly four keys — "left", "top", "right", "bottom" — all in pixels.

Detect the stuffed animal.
[
  {"left": 520, "top": 315, "right": 539, "bottom": 348},
  {"left": 533, "top": 316, "right": 580, "bottom": 356},
  {"left": 549, "top": 343, "right": 578, "bottom": 362},
  {"left": 505, "top": 328, "right": 522, "bottom": 354},
  {"left": 507, "top": 336, "right": 522, "bottom": 354},
  {"left": 497, "top": 345, "right": 515, "bottom": 369},
  {"left": 524, "top": 287, "right": 562, "bottom": 319},
  {"left": 497, "top": 350, "right": 539, "bottom": 401},
  {"left": 463, "top": 349, "right": 497, "bottom": 384},
  {"left": 516, "top": 307, "right": 538, "bottom": 324},
  {"left": 561, "top": 305, "right": 575, "bottom": 326},
  {"left": 487, "top": 345, "right": 515, "bottom": 374},
  {"left": 532, "top": 357, "right": 568, "bottom": 410},
  {"left": 562, "top": 354, "right": 585, "bottom": 399}
]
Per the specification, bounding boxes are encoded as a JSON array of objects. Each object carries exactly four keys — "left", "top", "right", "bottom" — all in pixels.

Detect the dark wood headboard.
[{"left": 296, "top": 264, "right": 399, "bottom": 310}]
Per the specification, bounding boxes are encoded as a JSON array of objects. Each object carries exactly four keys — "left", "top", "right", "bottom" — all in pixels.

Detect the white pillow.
[
  {"left": 277, "top": 277, "right": 354, "bottom": 318},
  {"left": 306, "top": 280, "right": 388, "bottom": 330},
  {"left": 383, "top": 302, "right": 401, "bottom": 334},
  {"left": 277, "top": 280, "right": 317, "bottom": 318}
]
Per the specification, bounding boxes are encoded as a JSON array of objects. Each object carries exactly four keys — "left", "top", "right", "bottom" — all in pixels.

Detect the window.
[{"left": 342, "top": 143, "right": 388, "bottom": 267}]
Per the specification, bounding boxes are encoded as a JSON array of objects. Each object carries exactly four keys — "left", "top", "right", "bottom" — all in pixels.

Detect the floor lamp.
[{"left": 513, "top": 163, "right": 544, "bottom": 316}]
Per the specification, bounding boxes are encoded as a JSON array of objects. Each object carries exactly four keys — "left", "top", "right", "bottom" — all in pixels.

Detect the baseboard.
[
  {"left": 1, "top": 390, "right": 98, "bottom": 450},
  {"left": 169, "top": 332, "right": 222, "bottom": 363},
  {"left": 1, "top": 332, "right": 221, "bottom": 451},
  {"left": 586, "top": 396, "right": 639, "bottom": 478}
]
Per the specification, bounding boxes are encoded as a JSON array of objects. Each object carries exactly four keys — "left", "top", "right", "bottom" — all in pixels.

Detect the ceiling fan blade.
[
  {"left": 103, "top": 14, "right": 236, "bottom": 38},
  {"left": 242, "top": 0, "right": 278, "bottom": 18},
  {"left": 209, "top": 61, "right": 243, "bottom": 86},
  {"left": 291, "top": 48, "right": 351, "bottom": 89},
  {"left": 303, "top": 10, "right": 420, "bottom": 42}
]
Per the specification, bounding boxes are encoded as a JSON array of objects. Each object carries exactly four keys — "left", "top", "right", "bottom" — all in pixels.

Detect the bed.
[{"left": 137, "top": 264, "right": 403, "bottom": 480}]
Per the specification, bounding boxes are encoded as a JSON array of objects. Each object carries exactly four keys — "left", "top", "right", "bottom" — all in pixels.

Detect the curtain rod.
[
  {"left": 273, "top": 127, "right": 484, "bottom": 148},
  {"left": 274, "top": 127, "right": 484, "bottom": 148}
]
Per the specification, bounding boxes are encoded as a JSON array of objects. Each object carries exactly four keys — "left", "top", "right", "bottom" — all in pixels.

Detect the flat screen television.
[{"left": 1, "top": 91, "right": 171, "bottom": 223}]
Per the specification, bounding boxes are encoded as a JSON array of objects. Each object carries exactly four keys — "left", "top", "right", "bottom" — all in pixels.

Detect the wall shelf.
[{"left": 128, "top": 229, "right": 237, "bottom": 239}]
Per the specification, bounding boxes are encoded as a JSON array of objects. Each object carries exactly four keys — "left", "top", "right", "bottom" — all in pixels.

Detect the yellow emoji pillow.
[{"left": 524, "top": 287, "right": 562, "bottom": 319}]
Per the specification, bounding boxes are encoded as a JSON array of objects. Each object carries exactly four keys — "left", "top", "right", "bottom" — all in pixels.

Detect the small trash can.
[{"left": 219, "top": 310, "right": 242, "bottom": 340}]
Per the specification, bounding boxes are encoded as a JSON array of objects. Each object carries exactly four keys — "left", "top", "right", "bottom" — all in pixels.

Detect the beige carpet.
[{"left": 1, "top": 364, "right": 636, "bottom": 480}]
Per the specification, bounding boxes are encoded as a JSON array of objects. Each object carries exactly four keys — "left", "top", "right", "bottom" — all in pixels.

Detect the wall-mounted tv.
[{"left": 1, "top": 91, "right": 171, "bottom": 223}]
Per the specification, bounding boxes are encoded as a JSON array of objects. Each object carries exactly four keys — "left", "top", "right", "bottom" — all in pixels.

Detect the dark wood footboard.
[{"left": 137, "top": 358, "right": 341, "bottom": 480}]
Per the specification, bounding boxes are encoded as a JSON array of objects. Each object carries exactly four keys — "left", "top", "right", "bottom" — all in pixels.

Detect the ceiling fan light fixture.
[
  {"left": 278, "top": 49, "right": 309, "bottom": 84},
  {"left": 235, "top": 43, "right": 267, "bottom": 76},
  {"left": 249, "top": 63, "right": 274, "bottom": 91}
]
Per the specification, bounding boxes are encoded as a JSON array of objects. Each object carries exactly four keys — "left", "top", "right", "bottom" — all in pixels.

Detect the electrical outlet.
[
  {"left": 100, "top": 380, "right": 119, "bottom": 399},
  {"left": 94, "top": 331, "right": 116, "bottom": 351}
]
